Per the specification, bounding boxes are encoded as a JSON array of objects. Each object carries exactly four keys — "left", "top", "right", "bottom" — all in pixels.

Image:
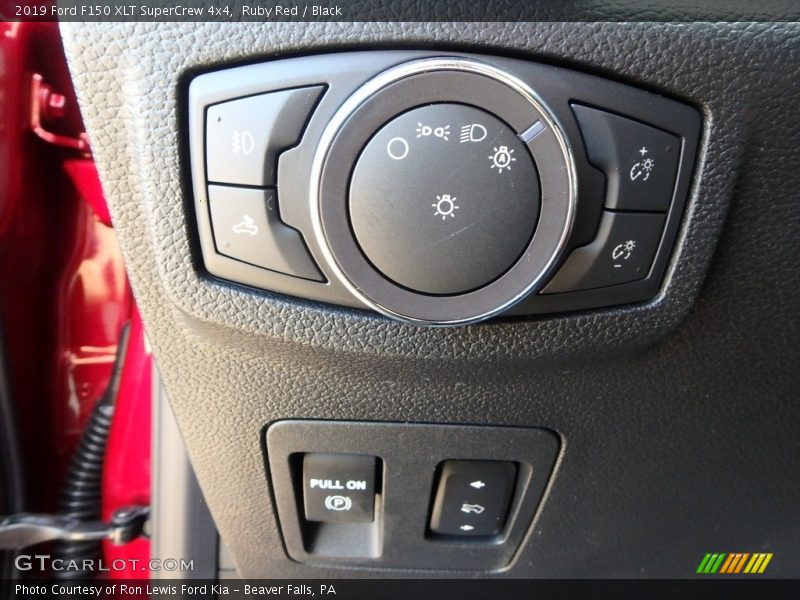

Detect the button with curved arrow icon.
[
  {"left": 461, "top": 503, "right": 485, "bottom": 514},
  {"left": 429, "top": 460, "right": 518, "bottom": 537}
]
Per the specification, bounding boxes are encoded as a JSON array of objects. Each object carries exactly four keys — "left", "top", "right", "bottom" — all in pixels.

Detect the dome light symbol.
[
  {"left": 489, "top": 146, "right": 516, "bottom": 173},
  {"left": 629, "top": 155, "right": 656, "bottom": 181},
  {"left": 612, "top": 239, "right": 638, "bottom": 264},
  {"left": 432, "top": 194, "right": 459, "bottom": 220}
]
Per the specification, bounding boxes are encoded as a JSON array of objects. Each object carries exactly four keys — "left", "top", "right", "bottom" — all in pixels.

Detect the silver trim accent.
[
  {"left": 151, "top": 369, "right": 219, "bottom": 579},
  {"left": 309, "top": 57, "right": 577, "bottom": 326},
  {"left": 520, "top": 120, "right": 546, "bottom": 143}
]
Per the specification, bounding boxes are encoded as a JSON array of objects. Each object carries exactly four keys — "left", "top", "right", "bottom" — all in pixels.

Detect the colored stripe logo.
[{"left": 697, "top": 552, "right": 773, "bottom": 574}]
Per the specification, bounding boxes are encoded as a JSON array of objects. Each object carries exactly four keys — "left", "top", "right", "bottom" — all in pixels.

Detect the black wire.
[{"left": 52, "top": 323, "right": 130, "bottom": 580}]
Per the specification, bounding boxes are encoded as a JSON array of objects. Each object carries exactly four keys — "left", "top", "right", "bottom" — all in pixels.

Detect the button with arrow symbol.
[{"left": 428, "top": 460, "right": 518, "bottom": 537}]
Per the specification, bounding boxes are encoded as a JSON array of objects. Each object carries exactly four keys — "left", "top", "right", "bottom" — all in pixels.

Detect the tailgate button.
[
  {"left": 208, "top": 185, "right": 323, "bottom": 281},
  {"left": 429, "top": 460, "right": 517, "bottom": 537}
]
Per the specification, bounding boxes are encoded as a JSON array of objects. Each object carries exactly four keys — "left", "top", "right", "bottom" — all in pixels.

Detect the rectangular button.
[
  {"left": 208, "top": 185, "right": 323, "bottom": 281},
  {"left": 206, "top": 86, "right": 323, "bottom": 187},
  {"left": 429, "top": 460, "right": 516, "bottom": 537},
  {"left": 573, "top": 104, "right": 680, "bottom": 212},
  {"left": 543, "top": 210, "right": 666, "bottom": 293},
  {"left": 302, "top": 454, "right": 376, "bottom": 523}
]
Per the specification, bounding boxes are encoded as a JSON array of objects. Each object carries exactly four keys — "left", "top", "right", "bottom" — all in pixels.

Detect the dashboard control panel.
[
  {"left": 188, "top": 51, "right": 700, "bottom": 325},
  {"left": 266, "top": 421, "right": 558, "bottom": 571}
]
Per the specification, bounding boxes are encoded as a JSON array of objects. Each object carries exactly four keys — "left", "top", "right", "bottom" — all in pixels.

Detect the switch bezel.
[{"left": 266, "top": 420, "right": 560, "bottom": 572}]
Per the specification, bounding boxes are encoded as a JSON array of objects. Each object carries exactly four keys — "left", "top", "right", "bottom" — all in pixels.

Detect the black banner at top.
[{"left": 4, "top": 0, "right": 800, "bottom": 22}]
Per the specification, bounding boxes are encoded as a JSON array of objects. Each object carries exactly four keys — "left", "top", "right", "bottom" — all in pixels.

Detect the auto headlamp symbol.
[{"left": 324, "top": 495, "right": 352, "bottom": 511}]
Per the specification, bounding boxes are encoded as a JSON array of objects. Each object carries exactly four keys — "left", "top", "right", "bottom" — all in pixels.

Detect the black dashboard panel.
[
  {"left": 187, "top": 52, "right": 700, "bottom": 324},
  {"left": 60, "top": 22, "right": 800, "bottom": 578}
]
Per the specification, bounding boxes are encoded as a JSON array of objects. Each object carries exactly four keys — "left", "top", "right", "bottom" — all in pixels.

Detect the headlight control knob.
[
  {"left": 349, "top": 103, "right": 541, "bottom": 296},
  {"left": 312, "top": 58, "right": 576, "bottom": 325}
]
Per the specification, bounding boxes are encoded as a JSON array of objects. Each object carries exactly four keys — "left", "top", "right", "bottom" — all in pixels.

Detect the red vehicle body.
[{"left": 0, "top": 20, "right": 151, "bottom": 578}]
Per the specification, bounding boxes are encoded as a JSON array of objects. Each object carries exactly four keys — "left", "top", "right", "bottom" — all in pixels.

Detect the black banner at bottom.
[{"left": 5, "top": 579, "right": 800, "bottom": 600}]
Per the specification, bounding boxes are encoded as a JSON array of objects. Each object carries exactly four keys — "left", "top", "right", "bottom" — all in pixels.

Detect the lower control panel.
[
  {"left": 189, "top": 51, "right": 701, "bottom": 325},
  {"left": 265, "top": 421, "right": 559, "bottom": 571}
]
